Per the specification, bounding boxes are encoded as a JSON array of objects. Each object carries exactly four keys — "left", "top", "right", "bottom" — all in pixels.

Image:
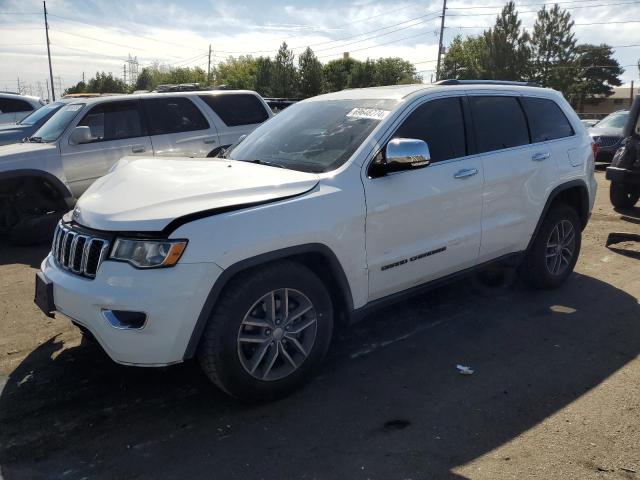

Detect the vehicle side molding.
[{"left": 183, "top": 243, "right": 353, "bottom": 360}]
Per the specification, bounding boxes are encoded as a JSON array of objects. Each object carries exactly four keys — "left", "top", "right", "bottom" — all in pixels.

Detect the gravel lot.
[{"left": 1, "top": 170, "right": 639, "bottom": 480}]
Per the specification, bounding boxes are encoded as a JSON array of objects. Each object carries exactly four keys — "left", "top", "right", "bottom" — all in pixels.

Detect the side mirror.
[
  {"left": 69, "top": 126, "right": 93, "bottom": 145},
  {"left": 371, "top": 138, "right": 431, "bottom": 177}
]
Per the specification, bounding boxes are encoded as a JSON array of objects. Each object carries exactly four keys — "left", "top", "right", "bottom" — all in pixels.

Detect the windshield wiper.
[
  {"left": 27, "top": 136, "right": 43, "bottom": 143},
  {"left": 249, "top": 159, "right": 287, "bottom": 169}
]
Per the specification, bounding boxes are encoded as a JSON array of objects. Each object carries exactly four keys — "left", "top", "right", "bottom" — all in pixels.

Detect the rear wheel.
[
  {"left": 518, "top": 203, "right": 581, "bottom": 289},
  {"left": 198, "top": 260, "right": 333, "bottom": 401},
  {"left": 610, "top": 182, "right": 640, "bottom": 209}
]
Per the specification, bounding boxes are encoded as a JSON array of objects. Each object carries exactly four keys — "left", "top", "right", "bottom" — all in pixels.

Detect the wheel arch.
[
  {"left": 183, "top": 243, "right": 354, "bottom": 360},
  {"left": 0, "top": 169, "right": 75, "bottom": 207},
  {"left": 527, "top": 179, "right": 589, "bottom": 251}
]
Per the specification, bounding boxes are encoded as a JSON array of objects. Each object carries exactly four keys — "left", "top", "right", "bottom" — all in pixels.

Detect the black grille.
[
  {"left": 51, "top": 222, "right": 109, "bottom": 278},
  {"left": 595, "top": 135, "right": 621, "bottom": 148}
]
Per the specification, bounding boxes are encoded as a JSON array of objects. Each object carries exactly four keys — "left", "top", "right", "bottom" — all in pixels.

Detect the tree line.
[
  {"left": 441, "top": 1, "right": 625, "bottom": 110},
  {"left": 64, "top": 43, "right": 421, "bottom": 98}
]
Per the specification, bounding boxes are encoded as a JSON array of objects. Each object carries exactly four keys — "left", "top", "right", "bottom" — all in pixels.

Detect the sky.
[{"left": 0, "top": 0, "right": 638, "bottom": 99}]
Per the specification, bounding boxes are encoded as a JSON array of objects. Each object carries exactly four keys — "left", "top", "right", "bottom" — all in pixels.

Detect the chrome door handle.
[
  {"left": 131, "top": 145, "right": 146, "bottom": 153},
  {"left": 203, "top": 137, "right": 217, "bottom": 144},
  {"left": 532, "top": 152, "right": 550, "bottom": 161},
  {"left": 453, "top": 168, "right": 478, "bottom": 179}
]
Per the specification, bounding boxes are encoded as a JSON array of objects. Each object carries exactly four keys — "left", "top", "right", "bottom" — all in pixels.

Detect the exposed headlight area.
[{"left": 110, "top": 239, "right": 187, "bottom": 269}]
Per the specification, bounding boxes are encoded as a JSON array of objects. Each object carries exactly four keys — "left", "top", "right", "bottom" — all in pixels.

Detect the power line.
[
  {"left": 448, "top": 0, "right": 640, "bottom": 9},
  {"left": 448, "top": 19, "right": 640, "bottom": 29},
  {"left": 317, "top": 29, "right": 432, "bottom": 59}
]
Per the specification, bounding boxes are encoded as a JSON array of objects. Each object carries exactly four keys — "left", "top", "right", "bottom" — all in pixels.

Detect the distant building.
[{"left": 581, "top": 85, "right": 637, "bottom": 117}]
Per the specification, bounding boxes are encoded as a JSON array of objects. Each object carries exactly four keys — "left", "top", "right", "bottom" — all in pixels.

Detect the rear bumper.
[
  {"left": 41, "top": 254, "right": 223, "bottom": 366},
  {"left": 606, "top": 166, "right": 640, "bottom": 185}
]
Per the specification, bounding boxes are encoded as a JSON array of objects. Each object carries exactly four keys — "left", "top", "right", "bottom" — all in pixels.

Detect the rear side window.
[
  {"left": 394, "top": 97, "right": 467, "bottom": 162},
  {"left": 143, "top": 97, "right": 209, "bottom": 135},
  {"left": 470, "top": 96, "right": 529, "bottom": 153},
  {"left": 199, "top": 94, "right": 269, "bottom": 127},
  {"left": 78, "top": 101, "right": 142, "bottom": 142},
  {"left": 522, "top": 97, "right": 574, "bottom": 142},
  {"left": 0, "top": 98, "right": 34, "bottom": 113}
]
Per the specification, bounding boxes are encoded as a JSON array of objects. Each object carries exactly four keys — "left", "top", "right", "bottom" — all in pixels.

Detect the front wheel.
[
  {"left": 610, "top": 182, "right": 640, "bottom": 209},
  {"left": 198, "top": 260, "right": 334, "bottom": 401},
  {"left": 518, "top": 204, "right": 581, "bottom": 289}
]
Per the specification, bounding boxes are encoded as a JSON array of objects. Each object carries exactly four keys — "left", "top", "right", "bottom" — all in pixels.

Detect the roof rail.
[{"left": 436, "top": 79, "right": 542, "bottom": 87}]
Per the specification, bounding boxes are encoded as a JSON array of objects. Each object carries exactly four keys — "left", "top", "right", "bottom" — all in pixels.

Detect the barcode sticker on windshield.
[
  {"left": 67, "top": 104, "right": 83, "bottom": 111},
  {"left": 346, "top": 108, "right": 389, "bottom": 120}
]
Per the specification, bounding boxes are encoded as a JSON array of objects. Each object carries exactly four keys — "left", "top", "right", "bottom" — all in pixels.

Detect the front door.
[
  {"left": 60, "top": 100, "right": 152, "bottom": 197},
  {"left": 364, "top": 96, "right": 484, "bottom": 301}
]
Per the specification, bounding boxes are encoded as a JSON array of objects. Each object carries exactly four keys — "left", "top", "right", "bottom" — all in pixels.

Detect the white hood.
[{"left": 75, "top": 157, "right": 320, "bottom": 232}]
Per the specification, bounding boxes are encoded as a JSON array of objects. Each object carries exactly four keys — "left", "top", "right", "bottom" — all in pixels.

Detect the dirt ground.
[{"left": 0, "top": 170, "right": 639, "bottom": 480}]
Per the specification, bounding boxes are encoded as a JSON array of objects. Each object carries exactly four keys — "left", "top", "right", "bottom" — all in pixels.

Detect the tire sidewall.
[
  {"left": 204, "top": 263, "right": 333, "bottom": 401},
  {"left": 530, "top": 205, "right": 582, "bottom": 288},
  {"left": 610, "top": 182, "right": 640, "bottom": 208}
]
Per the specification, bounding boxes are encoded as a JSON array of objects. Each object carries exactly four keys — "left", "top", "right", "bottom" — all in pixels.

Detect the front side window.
[
  {"left": 199, "top": 94, "right": 269, "bottom": 126},
  {"left": 0, "top": 98, "right": 33, "bottom": 113},
  {"left": 143, "top": 97, "right": 209, "bottom": 135},
  {"left": 77, "top": 101, "right": 142, "bottom": 142},
  {"left": 470, "top": 96, "right": 530, "bottom": 153},
  {"left": 394, "top": 97, "right": 467, "bottom": 162},
  {"left": 32, "top": 103, "right": 85, "bottom": 142},
  {"left": 227, "top": 98, "right": 398, "bottom": 173},
  {"left": 522, "top": 97, "right": 574, "bottom": 142}
]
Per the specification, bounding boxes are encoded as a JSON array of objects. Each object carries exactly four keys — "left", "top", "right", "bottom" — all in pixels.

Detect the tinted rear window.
[
  {"left": 199, "top": 94, "right": 269, "bottom": 127},
  {"left": 470, "top": 96, "right": 529, "bottom": 153},
  {"left": 394, "top": 97, "right": 467, "bottom": 162},
  {"left": 0, "top": 98, "right": 34, "bottom": 113},
  {"left": 143, "top": 97, "right": 209, "bottom": 135},
  {"left": 522, "top": 97, "right": 574, "bottom": 142}
]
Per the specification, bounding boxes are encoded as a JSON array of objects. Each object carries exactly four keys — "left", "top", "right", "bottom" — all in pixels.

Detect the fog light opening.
[{"left": 102, "top": 310, "right": 147, "bottom": 329}]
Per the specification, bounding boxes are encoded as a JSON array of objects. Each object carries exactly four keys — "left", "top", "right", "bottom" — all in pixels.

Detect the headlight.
[{"left": 110, "top": 238, "right": 187, "bottom": 268}]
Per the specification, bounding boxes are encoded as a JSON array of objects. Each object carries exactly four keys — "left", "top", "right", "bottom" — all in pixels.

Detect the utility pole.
[
  {"left": 123, "top": 64, "right": 127, "bottom": 85},
  {"left": 207, "top": 44, "right": 212, "bottom": 85},
  {"left": 43, "top": 1, "right": 55, "bottom": 100},
  {"left": 45, "top": 78, "right": 50, "bottom": 101},
  {"left": 82, "top": 71, "right": 85, "bottom": 83},
  {"left": 435, "top": 0, "right": 447, "bottom": 82}
]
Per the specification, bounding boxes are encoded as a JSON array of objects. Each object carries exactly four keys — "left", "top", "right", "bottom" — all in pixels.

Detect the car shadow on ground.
[
  {"left": 0, "top": 241, "right": 49, "bottom": 268},
  {"left": 1, "top": 272, "right": 640, "bottom": 479}
]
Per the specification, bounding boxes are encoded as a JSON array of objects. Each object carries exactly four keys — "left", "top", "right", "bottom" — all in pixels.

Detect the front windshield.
[
  {"left": 596, "top": 112, "right": 628, "bottom": 129},
  {"left": 227, "top": 99, "right": 398, "bottom": 173},
  {"left": 18, "top": 102, "right": 62, "bottom": 126},
  {"left": 32, "top": 103, "right": 85, "bottom": 142}
]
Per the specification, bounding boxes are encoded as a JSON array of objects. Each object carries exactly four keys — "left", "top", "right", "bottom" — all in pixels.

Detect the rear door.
[
  {"left": 468, "top": 92, "right": 559, "bottom": 262},
  {"left": 364, "top": 95, "right": 484, "bottom": 301},
  {"left": 142, "top": 96, "right": 218, "bottom": 157},
  {"left": 198, "top": 93, "right": 270, "bottom": 149},
  {"left": 60, "top": 100, "right": 152, "bottom": 196}
]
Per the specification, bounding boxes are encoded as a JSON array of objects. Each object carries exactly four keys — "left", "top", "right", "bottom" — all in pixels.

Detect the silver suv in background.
[
  {"left": 0, "top": 90, "right": 272, "bottom": 244},
  {"left": 0, "top": 92, "right": 45, "bottom": 125}
]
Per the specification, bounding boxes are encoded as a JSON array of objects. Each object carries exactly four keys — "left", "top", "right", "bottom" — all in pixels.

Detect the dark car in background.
[
  {"left": 0, "top": 100, "right": 71, "bottom": 146},
  {"left": 606, "top": 97, "right": 640, "bottom": 208},
  {"left": 589, "top": 110, "right": 628, "bottom": 163}
]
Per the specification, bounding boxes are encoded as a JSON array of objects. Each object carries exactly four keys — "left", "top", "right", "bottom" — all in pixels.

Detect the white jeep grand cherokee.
[{"left": 35, "top": 81, "right": 597, "bottom": 401}]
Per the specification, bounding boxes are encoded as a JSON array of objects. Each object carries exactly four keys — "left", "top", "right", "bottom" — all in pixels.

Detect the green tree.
[
  {"left": 348, "top": 58, "right": 376, "bottom": 88},
  {"left": 271, "top": 42, "right": 297, "bottom": 97},
  {"left": 134, "top": 68, "right": 154, "bottom": 91},
  {"left": 440, "top": 35, "right": 487, "bottom": 80},
  {"left": 67, "top": 72, "right": 127, "bottom": 94},
  {"left": 482, "top": 1, "right": 530, "bottom": 80},
  {"left": 215, "top": 56, "right": 257, "bottom": 89},
  {"left": 569, "top": 44, "right": 623, "bottom": 110},
  {"left": 63, "top": 81, "right": 87, "bottom": 95},
  {"left": 297, "top": 47, "right": 324, "bottom": 98},
  {"left": 374, "top": 57, "right": 421, "bottom": 85},
  {"left": 531, "top": 4, "right": 577, "bottom": 95},
  {"left": 254, "top": 56, "right": 273, "bottom": 97},
  {"left": 323, "top": 58, "right": 358, "bottom": 92}
]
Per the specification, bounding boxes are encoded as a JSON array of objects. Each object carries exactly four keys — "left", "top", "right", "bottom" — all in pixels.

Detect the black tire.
[
  {"left": 610, "top": 182, "right": 640, "bottom": 209},
  {"left": 9, "top": 212, "right": 62, "bottom": 246},
  {"left": 198, "top": 260, "right": 334, "bottom": 401},
  {"left": 518, "top": 203, "right": 582, "bottom": 290}
]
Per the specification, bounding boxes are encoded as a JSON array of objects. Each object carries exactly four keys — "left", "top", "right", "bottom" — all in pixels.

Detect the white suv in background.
[
  {"left": 36, "top": 81, "right": 597, "bottom": 401},
  {"left": 0, "top": 90, "right": 272, "bottom": 243},
  {"left": 0, "top": 92, "right": 44, "bottom": 125}
]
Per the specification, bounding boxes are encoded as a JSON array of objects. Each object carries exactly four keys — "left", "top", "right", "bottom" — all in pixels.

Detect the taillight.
[{"left": 591, "top": 142, "right": 600, "bottom": 160}]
